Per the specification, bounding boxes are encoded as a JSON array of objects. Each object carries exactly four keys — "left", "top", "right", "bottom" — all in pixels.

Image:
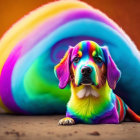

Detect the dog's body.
[
  {"left": 55, "top": 41, "right": 140, "bottom": 124},
  {"left": 66, "top": 82, "right": 119, "bottom": 124}
]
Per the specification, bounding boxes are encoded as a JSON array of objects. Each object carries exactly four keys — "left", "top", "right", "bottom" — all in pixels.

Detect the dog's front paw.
[{"left": 58, "top": 117, "right": 75, "bottom": 125}]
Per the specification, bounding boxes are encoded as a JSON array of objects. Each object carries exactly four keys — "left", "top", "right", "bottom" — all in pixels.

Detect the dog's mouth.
[{"left": 79, "top": 77, "right": 94, "bottom": 86}]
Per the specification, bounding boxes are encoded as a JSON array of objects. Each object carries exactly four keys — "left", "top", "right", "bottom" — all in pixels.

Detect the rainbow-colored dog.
[{"left": 55, "top": 41, "right": 140, "bottom": 124}]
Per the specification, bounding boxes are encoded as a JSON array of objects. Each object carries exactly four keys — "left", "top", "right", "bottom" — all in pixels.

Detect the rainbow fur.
[
  {"left": 56, "top": 40, "right": 140, "bottom": 124},
  {"left": 0, "top": 0, "right": 140, "bottom": 115},
  {"left": 71, "top": 41, "right": 102, "bottom": 87},
  {"left": 55, "top": 40, "right": 120, "bottom": 124},
  {"left": 66, "top": 81, "right": 118, "bottom": 124}
]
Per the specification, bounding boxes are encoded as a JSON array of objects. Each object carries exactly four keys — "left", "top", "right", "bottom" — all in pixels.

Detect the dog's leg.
[{"left": 58, "top": 117, "right": 75, "bottom": 125}]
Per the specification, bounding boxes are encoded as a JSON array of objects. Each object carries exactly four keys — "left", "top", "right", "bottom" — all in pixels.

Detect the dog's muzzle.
[{"left": 80, "top": 66, "right": 93, "bottom": 85}]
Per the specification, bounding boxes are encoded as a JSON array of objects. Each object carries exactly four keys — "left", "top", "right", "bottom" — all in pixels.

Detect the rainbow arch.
[{"left": 0, "top": 0, "right": 140, "bottom": 114}]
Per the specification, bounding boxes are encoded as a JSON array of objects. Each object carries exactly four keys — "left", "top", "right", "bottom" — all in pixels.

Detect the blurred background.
[{"left": 0, "top": 0, "right": 140, "bottom": 51}]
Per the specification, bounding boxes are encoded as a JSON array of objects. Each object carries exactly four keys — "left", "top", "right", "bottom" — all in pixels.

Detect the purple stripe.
[
  {"left": 66, "top": 106, "right": 119, "bottom": 124},
  {"left": 0, "top": 46, "right": 29, "bottom": 114}
]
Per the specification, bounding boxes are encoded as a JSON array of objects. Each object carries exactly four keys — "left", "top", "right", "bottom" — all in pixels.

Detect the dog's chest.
[
  {"left": 67, "top": 87, "right": 114, "bottom": 123},
  {"left": 77, "top": 86, "right": 99, "bottom": 98}
]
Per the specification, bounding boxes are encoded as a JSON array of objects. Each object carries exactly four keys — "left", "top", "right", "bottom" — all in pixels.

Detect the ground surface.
[{"left": 0, "top": 114, "right": 140, "bottom": 140}]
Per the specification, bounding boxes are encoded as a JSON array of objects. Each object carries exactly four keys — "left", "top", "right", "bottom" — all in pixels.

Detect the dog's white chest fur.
[{"left": 77, "top": 86, "right": 99, "bottom": 99}]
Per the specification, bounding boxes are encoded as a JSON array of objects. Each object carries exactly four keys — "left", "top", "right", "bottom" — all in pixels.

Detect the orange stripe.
[{"left": 127, "top": 107, "right": 140, "bottom": 122}]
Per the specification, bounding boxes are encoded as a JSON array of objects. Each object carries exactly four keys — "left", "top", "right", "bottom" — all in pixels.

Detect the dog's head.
[{"left": 54, "top": 41, "right": 121, "bottom": 90}]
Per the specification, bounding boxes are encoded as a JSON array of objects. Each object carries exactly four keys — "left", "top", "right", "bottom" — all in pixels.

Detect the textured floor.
[{"left": 0, "top": 114, "right": 140, "bottom": 140}]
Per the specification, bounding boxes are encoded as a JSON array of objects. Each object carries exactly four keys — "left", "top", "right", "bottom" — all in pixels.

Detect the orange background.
[{"left": 0, "top": 0, "right": 140, "bottom": 50}]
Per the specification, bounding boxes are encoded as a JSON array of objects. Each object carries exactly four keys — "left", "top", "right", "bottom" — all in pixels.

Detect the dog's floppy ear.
[
  {"left": 101, "top": 46, "right": 121, "bottom": 90},
  {"left": 54, "top": 46, "right": 73, "bottom": 89}
]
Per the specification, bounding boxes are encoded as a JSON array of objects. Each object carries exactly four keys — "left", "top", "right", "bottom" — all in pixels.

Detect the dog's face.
[
  {"left": 70, "top": 41, "right": 106, "bottom": 88},
  {"left": 54, "top": 41, "right": 121, "bottom": 90}
]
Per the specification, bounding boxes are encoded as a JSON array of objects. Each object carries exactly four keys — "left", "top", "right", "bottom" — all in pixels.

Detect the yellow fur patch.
[{"left": 67, "top": 81, "right": 113, "bottom": 122}]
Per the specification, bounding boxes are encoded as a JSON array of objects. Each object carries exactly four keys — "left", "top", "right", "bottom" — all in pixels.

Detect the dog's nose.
[{"left": 81, "top": 67, "right": 92, "bottom": 76}]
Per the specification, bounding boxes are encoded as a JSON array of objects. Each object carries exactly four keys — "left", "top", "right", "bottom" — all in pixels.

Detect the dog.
[{"left": 55, "top": 40, "right": 140, "bottom": 125}]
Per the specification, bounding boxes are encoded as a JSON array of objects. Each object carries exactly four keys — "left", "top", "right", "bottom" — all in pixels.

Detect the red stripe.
[
  {"left": 116, "top": 95, "right": 140, "bottom": 122},
  {"left": 116, "top": 95, "right": 124, "bottom": 122}
]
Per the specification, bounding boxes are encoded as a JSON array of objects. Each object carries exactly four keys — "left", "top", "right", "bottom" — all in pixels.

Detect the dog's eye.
[
  {"left": 73, "top": 57, "right": 80, "bottom": 63},
  {"left": 94, "top": 56, "right": 102, "bottom": 63}
]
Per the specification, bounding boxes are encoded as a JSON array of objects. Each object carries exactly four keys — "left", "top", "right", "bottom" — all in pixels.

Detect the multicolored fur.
[{"left": 55, "top": 41, "right": 140, "bottom": 124}]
